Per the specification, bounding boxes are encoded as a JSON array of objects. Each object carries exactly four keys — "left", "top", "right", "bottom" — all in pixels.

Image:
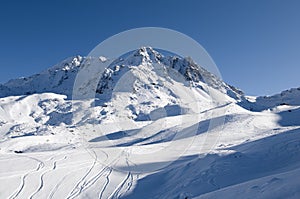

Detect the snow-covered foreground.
[
  {"left": 1, "top": 96, "right": 300, "bottom": 198},
  {"left": 1, "top": 47, "right": 300, "bottom": 198}
]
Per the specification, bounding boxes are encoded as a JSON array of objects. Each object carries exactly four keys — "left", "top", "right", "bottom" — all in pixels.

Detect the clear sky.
[{"left": 0, "top": 0, "right": 299, "bottom": 96}]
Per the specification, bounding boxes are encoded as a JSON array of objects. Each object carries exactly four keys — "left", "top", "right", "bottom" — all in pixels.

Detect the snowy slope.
[
  {"left": 240, "top": 87, "right": 300, "bottom": 111},
  {"left": 0, "top": 56, "right": 84, "bottom": 98},
  {"left": 0, "top": 47, "right": 300, "bottom": 199}
]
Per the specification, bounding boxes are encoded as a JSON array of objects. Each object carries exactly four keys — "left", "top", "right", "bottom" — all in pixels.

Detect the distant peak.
[
  {"left": 133, "top": 46, "right": 155, "bottom": 55},
  {"left": 122, "top": 46, "right": 163, "bottom": 65}
]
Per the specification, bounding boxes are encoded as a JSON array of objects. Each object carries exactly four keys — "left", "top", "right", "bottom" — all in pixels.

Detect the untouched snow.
[{"left": 0, "top": 47, "right": 300, "bottom": 199}]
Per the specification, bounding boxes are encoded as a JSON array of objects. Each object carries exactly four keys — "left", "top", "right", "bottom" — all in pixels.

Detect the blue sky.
[{"left": 0, "top": 0, "right": 299, "bottom": 96}]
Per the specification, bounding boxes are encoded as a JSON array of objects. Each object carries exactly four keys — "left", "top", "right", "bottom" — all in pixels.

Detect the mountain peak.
[
  {"left": 133, "top": 46, "right": 157, "bottom": 56},
  {"left": 123, "top": 46, "right": 163, "bottom": 65}
]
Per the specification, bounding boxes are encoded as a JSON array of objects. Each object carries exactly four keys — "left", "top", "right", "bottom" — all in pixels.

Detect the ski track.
[
  {"left": 47, "top": 162, "right": 96, "bottom": 199},
  {"left": 82, "top": 167, "right": 111, "bottom": 191},
  {"left": 98, "top": 151, "right": 132, "bottom": 199},
  {"left": 122, "top": 155, "right": 135, "bottom": 197},
  {"left": 69, "top": 166, "right": 112, "bottom": 198},
  {"left": 67, "top": 148, "right": 116, "bottom": 199},
  {"left": 29, "top": 155, "right": 67, "bottom": 199},
  {"left": 48, "top": 173, "right": 69, "bottom": 199},
  {"left": 5, "top": 151, "right": 71, "bottom": 199},
  {"left": 109, "top": 152, "right": 136, "bottom": 199},
  {"left": 98, "top": 168, "right": 112, "bottom": 199},
  {"left": 110, "top": 172, "right": 133, "bottom": 199},
  {"left": 69, "top": 149, "right": 137, "bottom": 199},
  {"left": 8, "top": 159, "right": 44, "bottom": 199},
  {"left": 48, "top": 149, "right": 111, "bottom": 199},
  {"left": 67, "top": 150, "right": 99, "bottom": 199}
]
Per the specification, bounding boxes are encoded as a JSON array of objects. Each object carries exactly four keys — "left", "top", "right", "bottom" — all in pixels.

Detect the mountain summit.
[{"left": 126, "top": 46, "right": 163, "bottom": 64}]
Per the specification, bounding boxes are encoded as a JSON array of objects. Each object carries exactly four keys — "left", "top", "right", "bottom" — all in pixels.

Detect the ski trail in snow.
[
  {"left": 47, "top": 161, "right": 93, "bottom": 199},
  {"left": 8, "top": 159, "right": 44, "bottom": 199},
  {"left": 68, "top": 148, "right": 131, "bottom": 198},
  {"left": 29, "top": 155, "right": 67, "bottom": 199},
  {"left": 98, "top": 150, "right": 134, "bottom": 199},
  {"left": 29, "top": 172, "right": 45, "bottom": 199},
  {"left": 109, "top": 151, "right": 136, "bottom": 199},
  {"left": 70, "top": 166, "right": 112, "bottom": 198},
  {"left": 67, "top": 148, "right": 114, "bottom": 198},
  {"left": 122, "top": 153, "right": 136, "bottom": 196},
  {"left": 81, "top": 167, "right": 111, "bottom": 190},
  {"left": 67, "top": 148, "right": 132, "bottom": 198},
  {"left": 98, "top": 168, "right": 112, "bottom": 199},
  {"left": 66, "top": 150, "right": 98, "bottom": 199},
  {"left": 109, "top": 172, "right": 133, "bottom": 199},
  {"left": 48, "top": 149, "right": 110, "bottom": 199},
  {"left": 47, "top": 173, "right": 69, "bottom": 199}
]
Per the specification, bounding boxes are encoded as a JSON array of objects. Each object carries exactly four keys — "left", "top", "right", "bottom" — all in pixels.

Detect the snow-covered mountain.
[
  {"left": 0, "top": 47, "right": 300, "bottom": 199},
  {"left": 0, "top": 47, "right": 243, "bottom": 100}
]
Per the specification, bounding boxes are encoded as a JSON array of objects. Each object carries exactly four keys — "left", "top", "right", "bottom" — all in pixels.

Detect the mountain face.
[
  {"left": 0, "top": 47, "right": 244, "bottom": 124},
  {"left": 0, "top": 47, "right": 300, "bottom": 199},
  {"left": 0, "top": 47, "right": 243, "bottom": 100}
]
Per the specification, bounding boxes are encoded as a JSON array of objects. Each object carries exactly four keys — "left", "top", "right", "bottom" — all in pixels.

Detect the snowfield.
[{"left": 0, "top": 47, "right": 300, "bottom": 199}]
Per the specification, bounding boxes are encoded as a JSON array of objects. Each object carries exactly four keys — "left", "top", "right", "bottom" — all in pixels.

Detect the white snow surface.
[{"left": 0, "top": 47, "right": 300, "bottom": 199}]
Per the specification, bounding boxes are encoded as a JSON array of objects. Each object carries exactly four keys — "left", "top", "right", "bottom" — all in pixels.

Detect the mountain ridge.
[{"left": 0, "top": 47, "right": 243, "bottom": 100}]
